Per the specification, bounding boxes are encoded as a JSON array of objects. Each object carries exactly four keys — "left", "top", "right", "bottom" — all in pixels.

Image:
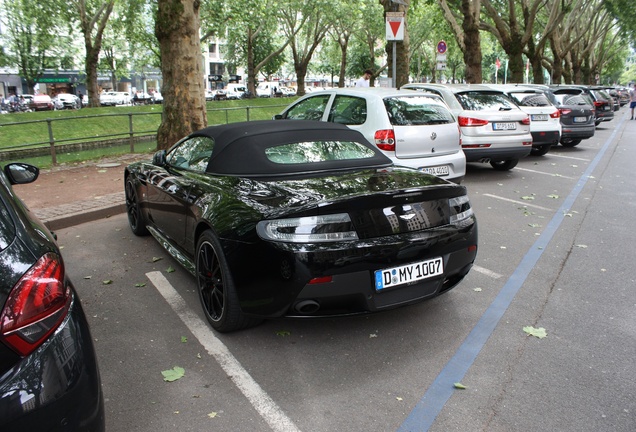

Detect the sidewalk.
[{"left": 13, "top": 153, "right": 152, "bottom": 231}]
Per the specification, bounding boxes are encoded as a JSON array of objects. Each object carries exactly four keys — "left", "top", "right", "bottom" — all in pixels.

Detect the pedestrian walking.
[
  {"left": 630, "top": 83, "right": 636, "bottom": 119},
  {"left": 355, "top": 69, "right": 373, "bottom": 88}
]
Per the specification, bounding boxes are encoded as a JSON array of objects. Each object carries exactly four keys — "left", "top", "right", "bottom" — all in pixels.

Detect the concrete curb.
[{"left": 33, "top": 191, "right": 126, "bottom": 231}]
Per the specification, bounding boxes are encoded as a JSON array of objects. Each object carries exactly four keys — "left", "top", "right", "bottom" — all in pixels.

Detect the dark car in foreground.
[
  {"left": 124, "top": 120, "right": 478, "bottom": 332},
  {"left": 0, "top": 163, "right": 104, "bottom": 431}
]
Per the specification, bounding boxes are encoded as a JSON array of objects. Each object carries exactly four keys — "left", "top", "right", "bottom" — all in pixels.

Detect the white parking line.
[
  {"left": 547, "top": 153, "right": 591, "bottom": 162},
  {"left": 514, "top": 167, "right": 575, "bottom": 179},
  {"left": 472, "top": 265, "right": 503, "bottom": 279},
  {"left": 146, "top": 271, "right": 301, "bottom": 432},
  {"left": 482, "top": 194, "right": 553, "bottom": 211}
]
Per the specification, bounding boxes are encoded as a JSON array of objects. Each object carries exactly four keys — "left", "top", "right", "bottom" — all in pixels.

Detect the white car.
[
  {"left": 402, "top": 83, "right": 532, "bottom": 171},
  {"left": 275, "top": 87, "right": 466, "bottom": 182},
  {"left": 484, "top": 84, "right": 561, "bottom": 156},
  {"left": 53, "top": 93, "right": 80, "bottom": 109},
  {"left": 100, "top": 91, "right": 131, "bottom": 106},
  {"left": 225, "top": 84, "right": 247, "bottom": 99}
]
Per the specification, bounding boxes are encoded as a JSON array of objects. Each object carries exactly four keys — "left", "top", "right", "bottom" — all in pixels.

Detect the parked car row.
[{"left": 274, "top": 83, "right": 620, "bottom": 180}]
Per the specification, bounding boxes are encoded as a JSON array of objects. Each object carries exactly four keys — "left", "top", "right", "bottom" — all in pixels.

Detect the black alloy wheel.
[
  {"left": 125, "top": 178, "right": 149, "bottom": 236},
  {"left": 196, "top": 230, "right": 259, "bottom": 332},
  {"left": 560, "top": 138, "right": 581, "bottom": 147},
  {"left": 490, "top": 159, "right": 519, "bottom": 171}
]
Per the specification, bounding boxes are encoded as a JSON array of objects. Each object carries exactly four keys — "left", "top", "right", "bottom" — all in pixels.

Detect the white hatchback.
[
  {"left": 484, "top": 84, "right": 561, "bottom": 156},
  {"left": 402, "top": 83, "right": 532, "bottom": 171},
  {"left": 275, "top": 88, "right": 466, "bottom": 182}
]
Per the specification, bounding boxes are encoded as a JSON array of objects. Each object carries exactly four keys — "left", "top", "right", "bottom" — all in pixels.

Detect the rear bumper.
[
  {"left": 227, "top": 219, "right": 478, "bottom": 318},
  {"left": 463, "top": 145, "right": 532, "bottom": 162},
  {"left": 391, "top": 151, "right": 466, "bottom": 183},
  {"left": 561, "top": 124, "right": 595, "bottom": 140},
  {"left": 530, "top": 130, "right": 560, "bottom": 146}
]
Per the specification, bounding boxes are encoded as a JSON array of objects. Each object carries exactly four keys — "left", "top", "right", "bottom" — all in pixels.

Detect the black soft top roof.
[{"left": 186, "top": 120, "right": 393, "bottom": 177}]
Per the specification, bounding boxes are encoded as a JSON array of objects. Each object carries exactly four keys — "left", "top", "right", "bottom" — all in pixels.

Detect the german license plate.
[
  {"left": 374, "top": 257, "right": 444, "bottom": 291},
  {"left": 420, "top": 165, "right": 450, "bottom": 176},
  {"left": 603, "top": 106, "right": 610, "bottom": 111},
  {"left": 573, "top": 116, "right": 587, "bottom": 123},
  {"left": 493, "top": 122, "right": 516, "bottom": 130},
  {"left": 531, "top": 114, "right": 548, "bottom": 121}
]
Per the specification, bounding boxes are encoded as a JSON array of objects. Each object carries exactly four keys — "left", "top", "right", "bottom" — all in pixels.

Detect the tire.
[
  {"left": 560, "top": 138, "right": 581, "bottom": 147},
  {"left": 196, "top": 230, "right": 260, "bottom": 332},
  {"left": 490, "top": 159, "right": 518, "bottom": 171},
  {"left": 530, "top": 144, "right": 551, "bottom": 156},
  {"left": 125, "top": 178, "right": 149, "bottom": 236}
]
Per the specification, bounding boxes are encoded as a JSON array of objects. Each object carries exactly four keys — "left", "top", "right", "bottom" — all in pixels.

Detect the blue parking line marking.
[{"left": 397, "top": 119, "right": 622, "bottom": 432}]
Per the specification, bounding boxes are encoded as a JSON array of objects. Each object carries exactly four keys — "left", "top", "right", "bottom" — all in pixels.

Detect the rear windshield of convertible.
[{"left": 265, "top": 140, "right": 376, "bottom": 164}]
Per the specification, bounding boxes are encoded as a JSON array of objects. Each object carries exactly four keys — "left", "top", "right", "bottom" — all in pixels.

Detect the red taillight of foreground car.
[
  {"left": 458, "top": 116, "right": 489, "bottom": 127},
  {"left": 559, "top": 108, "right": 572, "bottom": 116},
  {"left": 550, "top": 110, "right": 560, "bottom": 119},
  {"left": 0, "top": 253, "right": 71, "bottom": 356},
  {"left": 374, "top": 129, "right": 396, "bottom": 151},
  {"left": 521, "top": 116, "right": 531, "bottom": 125}
]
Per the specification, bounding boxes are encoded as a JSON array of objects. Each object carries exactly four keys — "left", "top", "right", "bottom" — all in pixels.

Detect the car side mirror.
[
  {"left": 153, "top": 150, "right": 167, "bottom": 166},
  {"left": 272, "top": 114, "right": 284, "bottom": 120},
  {"left": 4, "top": 163, "right": 39, "bottom": 185}
]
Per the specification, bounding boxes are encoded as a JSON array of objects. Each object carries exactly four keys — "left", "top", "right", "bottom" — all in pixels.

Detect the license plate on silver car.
[
  {"left": 493, "top": 122, "right": 517, "bottom": 130},
  {"left": 420, "top": 165, "right": 450, "bottom": 176},
  {"left": 374, "top": 257, "right": 444, "bottom": 291},
  {"left": 573, "top": 116, "right": 587, "bottom": 123},
  {"left": 531, "top": 114, "right": 548, "bottom": 121}
]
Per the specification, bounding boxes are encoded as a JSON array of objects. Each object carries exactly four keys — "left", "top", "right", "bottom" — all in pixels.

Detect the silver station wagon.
[{"left": 275, "top": 87, "right": 466, "bottom": 183}]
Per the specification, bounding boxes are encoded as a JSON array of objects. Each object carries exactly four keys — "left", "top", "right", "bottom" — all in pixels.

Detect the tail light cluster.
[
  {"left": 549, "top": 110, "right": 560, "bottom": 119},
  {"left": 374, "top": 129, "right": 396, "bottom": 151},
  {"left": 521, "top": 116, "right": 531, "bottom": 125},
  {"left": 0, "top": 253, "right": 71, "bottom": 356},
  {"left": 559, "top": 108, "right": 572, "bottom": 116},
  {"left": 458, "top": 116, "right": 488, "bottom": 127}
]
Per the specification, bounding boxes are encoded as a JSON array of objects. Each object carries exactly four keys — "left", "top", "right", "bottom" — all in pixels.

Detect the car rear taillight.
[
  {"left": 0, "top": 253, "right": 71, "bottom": 356},
  {"left": 458, "top": 116, "right": 489, "bottom": 127},
  {"left": 374, "top": 129, "right": 396, "bottom": 151},
  {"left": 550, "top": 110, "right": 560, "bottom": 119},
  {"left": 559, "top": 108, "right": 572, "bottom": 116},
  {"left": 593, "top": 101, "right": 603, "bottom": 107},
  {"left": 521, "top": 116, "right": 531, "bottom": 125},
  {"left": 257, "top": 213, "right": 359, "bottom": 243}
]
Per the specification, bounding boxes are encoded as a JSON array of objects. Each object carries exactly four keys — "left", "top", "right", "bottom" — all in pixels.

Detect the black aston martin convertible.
[{"left": 124, "top": 120, "right": 478, "bottom": 332}]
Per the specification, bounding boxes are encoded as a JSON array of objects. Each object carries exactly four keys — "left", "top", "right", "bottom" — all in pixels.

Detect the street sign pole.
[{"left": 386, "top": 11, "right": 404, "bottom": 88}]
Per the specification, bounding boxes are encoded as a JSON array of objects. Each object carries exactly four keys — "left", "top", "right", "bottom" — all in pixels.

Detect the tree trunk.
[
  {"left": 461, "top": 0, "right": 482, "bottom": 84},
  {"left": 246, "top": 29, "right": 257, "bottom": 97},
  {"left": 338, "top": 35, "right": 349, "bottom": 88},
  {"left": 155, "top": 0, "right": 207, "bottom": 150},
  {"left": 85, "top": 44, "right": 101, "bottom": 108},
  {"left": 77, "top": 0, "right": 114, "bottom": 108}
]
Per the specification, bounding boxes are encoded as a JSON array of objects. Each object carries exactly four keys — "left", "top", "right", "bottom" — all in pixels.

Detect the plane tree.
[
  {"left": 436, "top": 0, "right": 483, "bottom": 83},
  {"left": 155, "top": 0, "right": 207, "bottom": 149}
]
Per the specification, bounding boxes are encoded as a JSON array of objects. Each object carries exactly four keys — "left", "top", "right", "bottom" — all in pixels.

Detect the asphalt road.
[{"left": 57, "top": 111, "right": 635, "bottom": 432}]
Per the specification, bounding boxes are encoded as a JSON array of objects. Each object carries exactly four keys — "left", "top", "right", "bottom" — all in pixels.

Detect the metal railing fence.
[{"left": 0, "top": 103, "right": 288, "bottom": 164}]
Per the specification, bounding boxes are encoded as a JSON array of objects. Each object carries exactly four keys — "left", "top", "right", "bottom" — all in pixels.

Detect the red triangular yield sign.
[{"left": 390, "top": 21, "right": 401, "bottom": 37}]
